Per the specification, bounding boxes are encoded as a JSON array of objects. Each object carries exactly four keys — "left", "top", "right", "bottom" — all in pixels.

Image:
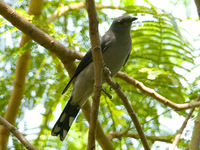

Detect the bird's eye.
[{"left": 117, "top": 19, "right": 123, "bottom": 24}]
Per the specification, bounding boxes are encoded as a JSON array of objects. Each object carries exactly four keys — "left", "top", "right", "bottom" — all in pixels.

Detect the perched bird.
[{"left": 51, "top": 15, "right": 137, "bottom": 141}]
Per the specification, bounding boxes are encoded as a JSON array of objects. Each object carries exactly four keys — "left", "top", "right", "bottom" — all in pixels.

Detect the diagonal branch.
[
  {"left": 0, "top": 115, "right": 38, "bottom": 150},
  {"left": 0, "top": 0, "right": 83, "bottom": 66},
  {"left": 116, "top": 71, "right": 200, "bottom": 111},
  {"left": 104, "top": 68, "right": 151, "bottom": 150},
  {"left": 170, "top": 95, "right": 200, "bottom": 150}
]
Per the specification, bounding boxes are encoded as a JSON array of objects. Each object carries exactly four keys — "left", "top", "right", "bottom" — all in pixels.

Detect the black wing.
[
  {"left": 62, "top": 32, "right": 112, "bottom": 94},
  {"left": 123, "top": 53, "right": 130, "bottom": 66},
  {"left": 62, "top": 50, "right": 93, "bottom": 94}
]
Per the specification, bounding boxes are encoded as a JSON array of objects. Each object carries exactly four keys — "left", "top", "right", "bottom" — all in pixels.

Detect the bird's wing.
[
  {"left": 62, "top": 32, "right": 112, "bottom": 94},
  {"left": 123, "top": 53, "right": 130, "bottom": 66}
]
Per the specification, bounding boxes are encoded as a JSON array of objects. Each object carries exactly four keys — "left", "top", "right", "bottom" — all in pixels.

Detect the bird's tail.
[{"left": 51, "top": 97, "right": 80, "bottom": 141}]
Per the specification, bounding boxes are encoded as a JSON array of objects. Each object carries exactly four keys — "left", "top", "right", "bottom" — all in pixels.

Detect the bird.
[{"left": 51, "top": 15, "right": 137, "bottom": 141}]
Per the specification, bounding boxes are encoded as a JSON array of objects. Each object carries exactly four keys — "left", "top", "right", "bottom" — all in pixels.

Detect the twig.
[
  {"left": 47, "top": 2, "right": 136, "bottom": 23},
  {"left": 0, "top": 115, "right": 38, "bottom": 150},
  {"left": 108, "top": 131, "right": 173, "bottom": 143},
  {"left": 102, "top": 88, "right": 112, "bottom": 99},
  {"left": 47, "top": 2, "right": 119, "bottom": 23},
  {"left": 170, "top": 109, "right": 194, "bottom": 149},
  {"left": 170, "top": 95, "right": 200, "bottom": 150},
  {"left": 116, "top": 71, "right": 200, "bottom": 111},
  {"left": 104, "top": 68, "right": 151, "bottom": 150},
  {"left": 85, "top": 0, "right": 104, "bottom": 149},
  {"left": 47, "top": 2, "right": 85, "bottom": 22},
  {"left": 82, "top": 101, "right": 114, "bottom": 150}
]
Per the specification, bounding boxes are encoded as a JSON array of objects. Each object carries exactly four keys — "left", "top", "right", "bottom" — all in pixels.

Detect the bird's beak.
[{"left": 130, "top": 17, "right": 137, "bottom": 22}]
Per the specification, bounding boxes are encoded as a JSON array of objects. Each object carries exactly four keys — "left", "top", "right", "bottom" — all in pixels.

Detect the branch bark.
[
  {"left": 108, "top": 131, "right": 173, "bottom": 143},
  {"left": 47, "top": 2, "right": 85, "bottom": 22},
  {"left": 170, "top": 95, "right": 200, "bottom": 150},
  {"left": 82, "top": 101, "right": 114, "bottom": 150},
  {"left": 104, "top": 68, "right": 151, "bottom": 150},
  {"left": 85, "top": 0, "right": 104, "bottom": 149},
  {"left": 0, "top": 115, "right": 38, "bottom": 150},
  {"left": 47, "top": 2, "right": 124, "bottom": 23},
  {"left": 116, "top": 71, "right": 200, "bottom": 111},
  {"left": 189, "top": 107, "right": 200, "bottom": 150},
  {"left": 0, "top": 0, "right": 83, "bottom": 66}
]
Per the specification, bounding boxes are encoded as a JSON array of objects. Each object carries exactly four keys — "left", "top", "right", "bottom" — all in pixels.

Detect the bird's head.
[{"left": 110, "top": 15, "right": 137, "bottom": 33}]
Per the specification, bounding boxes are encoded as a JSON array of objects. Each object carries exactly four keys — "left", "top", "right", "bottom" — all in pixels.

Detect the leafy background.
[{"left": 0, "top": 0, "right": 200, "bottom": 149}]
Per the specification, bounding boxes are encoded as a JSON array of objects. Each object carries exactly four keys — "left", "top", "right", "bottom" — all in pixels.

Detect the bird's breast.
[{"left": 103, "top": 37, "right": 132, "bottom": 76}]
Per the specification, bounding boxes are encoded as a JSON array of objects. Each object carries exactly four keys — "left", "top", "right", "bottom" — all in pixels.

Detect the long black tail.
[{"left": 51, "top": 97, "right": 80, "bottom": 141}]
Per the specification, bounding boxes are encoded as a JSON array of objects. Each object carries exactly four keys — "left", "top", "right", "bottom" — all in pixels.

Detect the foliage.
[{"left": 0, "top": 0, "right": 199, "bottom": 149}]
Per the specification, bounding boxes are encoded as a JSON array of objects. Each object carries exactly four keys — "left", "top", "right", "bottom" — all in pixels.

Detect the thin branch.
[
  {"left": 116, "top": 71, "right": 200, "bottom": 111},
  {"left": 0, "top": 115, "right": 38, "bottom": 150},
  {"left": 85, "top": 0, "right": 104, "bottom": 150},
  {"left": 170, "top": 95, "right": 200, "bottom": 150},
  {"left": 108, "top": 131, "right": 173, "bottom": 143},
  {"left": 47, "top": 2, "right": 85, "bottom": 22},
  {"left": 104, "top": 68, "right": 151, "bottom": 150},
  {"left": 47, "top": 2, "right": 123, "bottom": 23},
  {"left": 82, "top": 101, "right": 114, "bottom": 150},
  {"left": 102, "top": 88, "right": 112, "bottom": 99}
]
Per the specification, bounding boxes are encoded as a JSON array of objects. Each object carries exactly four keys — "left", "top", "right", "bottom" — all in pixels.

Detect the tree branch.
[
  {"left": 116, "top": 71, "right": 200, "bottom": 111},
  {"left": 104, "top": 68, "right": 151, "bottom": 150},
  {"left": 85, "top": 0, "right": 104, "bottom": 149},
  {"left": 0, "top": 0, "right": 83, "bottom": 66},
  {"left": 0, "top": 115, "right": 38, "bottom": 150},
  {"left": 189, "top": 107, "right": 200, "bottom": 149},
  {"left": 108, "top": 131, "right": 173, "bottom": 143},
  {"left": 47, "top": 2, "right": 124, "bottom": 23},
  {"left": 47, "top": 2, "right": 85, "bottom": 22},
  {"left": 170, "top": 95, "right": 200, "bottom": 150},
  {"left": 82, "top": 101, "right": 114, "bottom": 150}
]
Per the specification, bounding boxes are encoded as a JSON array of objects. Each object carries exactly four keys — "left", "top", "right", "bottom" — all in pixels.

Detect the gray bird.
[{"left": 51, "top": 15, "right": 137, "bottom": 141}]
